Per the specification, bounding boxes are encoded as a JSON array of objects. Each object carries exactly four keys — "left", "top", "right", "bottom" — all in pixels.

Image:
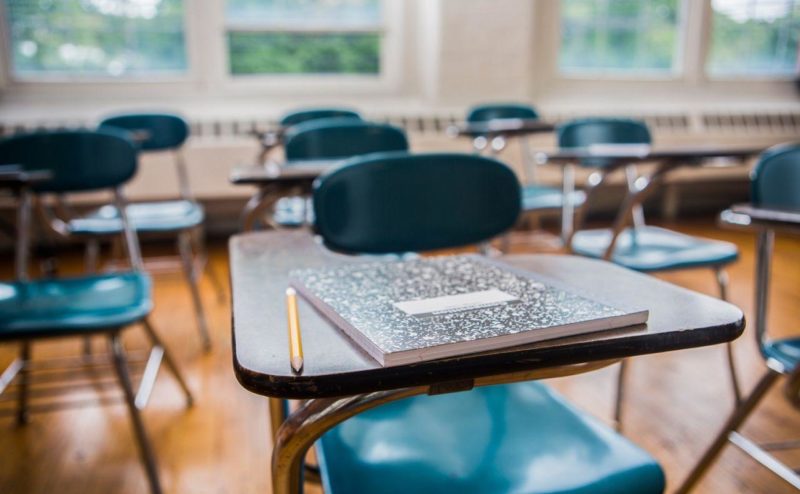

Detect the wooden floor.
[{"left": 1, "top": 219, "right": 798, "bottom": 494}]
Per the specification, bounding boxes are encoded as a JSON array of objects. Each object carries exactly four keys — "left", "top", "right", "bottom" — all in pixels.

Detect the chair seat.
[
  {"left": 763, "top": 338, "right": 800, "bottom": 373},
  {"left": 522, "top": 185, "right": 586, "bottom": 212},
  {"left": 0, "top": 273, "right": 152, "bottom": 339},
  {"left": 570, "top": 226, "right": 738, "bottom": 272},
  {"left": 69, "top": 200, "right": 204, "bottom": 235},
  {"left": 273, "top": 196, "right": 313, "bottom": 227},
  {"left": 318, "top": 381, "right": 665, "bottom": 494}
]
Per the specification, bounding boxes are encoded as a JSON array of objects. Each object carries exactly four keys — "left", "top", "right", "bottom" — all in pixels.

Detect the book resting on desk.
[{"left": 289, "top": 255, "right": 649, "bottom": 367}]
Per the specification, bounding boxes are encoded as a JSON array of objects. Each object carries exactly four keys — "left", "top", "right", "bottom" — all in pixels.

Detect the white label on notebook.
[{"left": 394, "top": 289, "right": 519, "bottom": 316}]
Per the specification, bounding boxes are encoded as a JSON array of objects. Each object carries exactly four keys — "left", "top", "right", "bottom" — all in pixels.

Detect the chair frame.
[
  {"left": 1, "top": 170, "right": 193, "bottom": 494},
  {"left": 465, "top": 105, "right": 579, "bottom": 245},
  {"left": 567, "top": 156, "right": 742, "bottom": 428},
  {"left": 259, "top": 120, "right": 409, "bottom": 232},
  {"left": 32, "top": 119, "right": 226, "bottom": 352},
  {"left": 677, "top": 229, "right": 800, "bottom": 492},
  {"left": 270, "top": 360, "right": 617, "bottom": 494}
]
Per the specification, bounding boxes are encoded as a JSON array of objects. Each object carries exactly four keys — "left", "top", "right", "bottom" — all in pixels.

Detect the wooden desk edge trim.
[{"left": 231, "top": 316, "right": 744, "bottom": 399}]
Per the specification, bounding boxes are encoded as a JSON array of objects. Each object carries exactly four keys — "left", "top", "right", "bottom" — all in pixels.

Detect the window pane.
[
  {"left": 228, "top": 32, "right": 380, "bottom": 75},
  {"left": 6, "top": 0, "right": 187, "bottom": 77},
  {"left": 708, "top": 0, "right": 800, "bottom": 76},
  {"left": 226, "top": 0, "right": 381, "bottom": 27},
  {"left": 225, "top": 0, "right": 382, "bottom": 75},
  {"left": 560, "top": 0, "right": 681, "bottom": 73}
]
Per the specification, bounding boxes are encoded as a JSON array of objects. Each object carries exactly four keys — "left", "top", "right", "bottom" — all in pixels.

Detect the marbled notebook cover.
[{"left": 290, "top": 255, "right": 648, "bottom": 366}]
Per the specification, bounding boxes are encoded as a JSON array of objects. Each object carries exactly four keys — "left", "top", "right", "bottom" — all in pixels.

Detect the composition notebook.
[{"left": 289, "top": 255, "right": 648, "bottom": 367}]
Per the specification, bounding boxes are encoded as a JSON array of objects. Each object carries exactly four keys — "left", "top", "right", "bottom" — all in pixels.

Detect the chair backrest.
[
  {"left": 466, "top": 103, "right": 539, "bottom": 122},
  {"left": 558, "top": 117, "right": 652, "bottom": 168},
  {"left": 279, "top": 108, "right": 362, "bottom": 128},
  {"left": 0, "top": 129, "right": 138, "bottom": 193},
  {"left": 99, "top": 112, "right": 189, "bottom": 151},
  {"left": 284, "top": 119, "right": 409, "bottom": 162},
  {"left": 751, "top": 143, "right": 800, "bottom": 211},
  {"left": 313, "top": 152, "right": 521, "bottom": 254}
]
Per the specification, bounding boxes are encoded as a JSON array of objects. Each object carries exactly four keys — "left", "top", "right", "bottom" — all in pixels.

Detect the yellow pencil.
[{"left": 285, "top": 287, "right": 304, "bottom": 373}]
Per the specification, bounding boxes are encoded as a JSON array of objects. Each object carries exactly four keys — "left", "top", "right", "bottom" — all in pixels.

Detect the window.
[
  {"left": 5, "top": 0, "right": 187, "bottom": 78},
  {"left": 707, "top": 0, "right": 799, "bottom": 77},
  {"left": 559, "top": 0, "right": 682, "bottom": 74},
  {"left": 225, "top": 0, "right": 382, "bottom": 75}
]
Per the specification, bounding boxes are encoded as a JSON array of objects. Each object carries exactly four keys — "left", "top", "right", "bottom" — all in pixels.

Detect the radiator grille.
[{"left": 1, "top": 110, "right": 797, "bottom": 138}]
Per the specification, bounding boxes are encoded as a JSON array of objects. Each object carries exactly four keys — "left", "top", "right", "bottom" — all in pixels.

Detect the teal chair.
[
  {"left": 561, "top": 117, "right": 741, "bottom": 426},
  {"left": 466, "top": 102, "right": 540, "bottom": 123},
  {"left": 256, "top": 108, "right": 363, "bottom": 163},
  {"left": 308, "top": 152, "right": 666, "bottom": 494},
  {"left": 88, "top": 112, "right": 218, "bottom": 350},
  {"left": 273, "top": 119, "right": 409, "bottom": 227},
  {"left": 284, "top": 118, "right": 408, "bottom": 162},
  {"left": 466, "top": 103, "right": 586, "bottom": 242},
  {"left": 0, "top": 129, "right": 193, "bottom": 494},
  {"left": 279, "top": 107, "right": 362, "bottom": 127},
  {"left": 678, "top": 143, "right": 800, "bottom": 493}
]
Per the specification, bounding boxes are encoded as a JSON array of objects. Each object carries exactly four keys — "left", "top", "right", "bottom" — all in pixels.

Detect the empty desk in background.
[
  {"left": 447, "top": 118, "right": 556, "bottom": 148},
  {"left": 535, "top": 145, "right": 764, "bottom": 243},
  {"left": 250, "top": 108, "right": 363, "bottom": 163},
  {"left": 229, "top": 229, "right": 745, "bottom": 494},
  {"left": 230, "top": 159, "right": 342, "bottom": 232}
]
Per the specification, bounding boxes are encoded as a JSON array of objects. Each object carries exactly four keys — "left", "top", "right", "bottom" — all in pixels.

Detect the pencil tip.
[{"left": 291, "top": 357, "right": 304, "bottom": 373}]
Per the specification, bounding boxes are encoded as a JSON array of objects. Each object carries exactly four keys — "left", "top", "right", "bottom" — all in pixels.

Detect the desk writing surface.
[
  {"left": 229, "top": 159, "right": 342, "bottom": 185},
  {"left": 0, "top": 167, "right": 53, "bottom": 188},
  {"left": 230, "top": 231, "right": 744, "bottom": 399},
  {"left": 537, "top": 145, "right": 763, "bottom": 165},
  {"left": 720, "top": 206, "right": 800, "bottom": 235},
  {"left": 448, "top": 120, "right": 556, "bottom": 138}
]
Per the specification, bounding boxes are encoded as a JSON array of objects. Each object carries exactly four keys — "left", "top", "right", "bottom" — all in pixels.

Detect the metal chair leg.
[
  {"left": 16, "top": 342, "right": 31, "bottom": 425},
  {"left": 676, "top": 369, "right": 781, "bottom": 494},
  {"left": 84, "top": 239, "right": 100, "bottom": 273},
  {"left": 82, "top": 240, "right": 101, "bottom": 357},
  {"left": 614, "top": 359, "right": 628, "bottom": 431},
  {"left": 715, "top": 267, "right": 742, "bottom": 405},
  {"left": 108, "top": 334, "right": 163, "bottom": 494},
  {"left": 141, "top": 318, "right": 194, "bottom": 407},
  {"left": 178, "top": 231, "right": 212, "bottom": 351},
  {"left": 192, "top": 227, "right": 226, "bottom": 305},
  {"left": 269, "top": 397, "right": 289, "bottom": 441}
]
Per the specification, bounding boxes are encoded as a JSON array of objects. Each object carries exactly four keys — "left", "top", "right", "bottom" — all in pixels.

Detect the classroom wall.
[{"left": 0, "top": 0, "right": 796, "bottom": 230}]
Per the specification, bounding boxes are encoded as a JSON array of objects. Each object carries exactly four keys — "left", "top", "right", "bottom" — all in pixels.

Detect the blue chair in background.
[
  {"left": 279, "top": 107, "right": 362, "bottom": 128},
  {"left": 255, "top": 108, "right": 364, "bottom": 164},
  {"left": 467, "top": 102, "right": 539, "bottom": 122},
  {"left": 272, "top": 118, "right": 409, "bottom": 227},
  {"left": 678, "top": 143, "right": 800, "bottom": 493},
  {"left": 0, "top": 129, "right": 193, "bottom": 494},
  {"left": 86, "top": 112, "right": 219, "bottom": 350},
  {"left": 303, "top": 151, "right": 666, "bottom": 494},
  {"left": 561, "top": 117, "right": 741, "bottom": 427},
  {"left": 284, "top": 118, "right": 408, "bottom": 162},
  {"left": 466, "top": 103, "right": 586, "bottom": 244}
]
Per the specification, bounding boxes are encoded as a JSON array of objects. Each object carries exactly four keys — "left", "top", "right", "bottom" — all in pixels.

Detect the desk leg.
[
  {"left": 241, "top": 185, "right": 281, "bottom": 232},
  {"left": 625, "top": 165, "right": 646, "bottom": 229},
  {"left": 269, "top": 398, "right": 288, "bottom": 440},
  {"left": 272, "top": 387, "right": 427, "bottom": 494}
]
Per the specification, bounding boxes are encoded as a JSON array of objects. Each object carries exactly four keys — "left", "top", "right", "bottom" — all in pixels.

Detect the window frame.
[
  {"left": 703, "top": 0, "right": 800, "bottom": 81},
  {"left": 555, "top": 0, "right": 690, "bottom": 80},
  {"left": 0, "top": 0, "right": 404, "bottom": 97},
  {"left": 0, "top": 0, "right": 196, "bottom": 84},
  {"left": 219, "top": 0, "right": 402, "bottom": 94}
]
